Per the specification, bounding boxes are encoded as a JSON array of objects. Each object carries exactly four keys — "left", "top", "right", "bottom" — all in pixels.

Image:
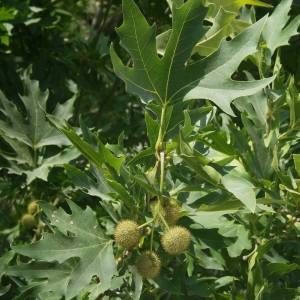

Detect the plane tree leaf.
[
  {"left": 207, "top": 0, "right": 272, "bottom": 14},
  {"left": 48, "top": 115, "right": 126, "bottom": 174},
  {"left": 294, "top": 154, "right": 300, "bottom": 177},
  {"left": 12, "top": 200, "right": 117, "bottom": 300},
  {"left": 157, "top": 7, "right": 247, "bottom": 57},
  {"left": 218, "top": 224, "right": 252, "bottom": 257},
  {"left": 0, "top": 251, "right": 14, "bottom": 297},
  {"left": 111, "top": 0, "right": 274, "bottom": 115},
  {"left": 262, "top": 0, "right": 300, "bottom": 57},
  {"left": 7, "top": 261, "right": 76, "bottom": 300},
  {"left": 194, "top": 8, "right": 238, "bottom": 57},
  {"left": 0, "top": 71, "right": 79, "bottom": 183},
  {"left": 222, "top": 170, "right": 257, "bottom": 212},
  {"left": 167, "top": 0, "right": 271, "bottom": 57},
  {"left": 0, "top": 72, "right": 76, "bottom": 149},
  {"left": 193, "top": 0, "right": 268, "bottom": 56}
]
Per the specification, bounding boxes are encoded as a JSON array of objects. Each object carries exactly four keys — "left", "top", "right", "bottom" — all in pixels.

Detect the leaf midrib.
[
  {"left": 164, "top": 3, "right": 197, "bottom": 103},
  {"left": 19, "top": 242, "right": 108, "bottom": 257},
  {"left": 50, "top": 214, "right": 105, "bottom": 242},
  {"left": 130, "top": 8, "right": 162, "bottom": 102}
]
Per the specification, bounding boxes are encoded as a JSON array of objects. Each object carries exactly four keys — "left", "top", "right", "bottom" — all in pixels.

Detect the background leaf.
[{"left": 12, "top": 200, "right": 117, "bottom": 299}]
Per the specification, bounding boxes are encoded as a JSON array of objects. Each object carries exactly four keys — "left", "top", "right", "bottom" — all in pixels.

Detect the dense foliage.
[{"left": 0, "top": 0, "right": 300, "bottom": 299}]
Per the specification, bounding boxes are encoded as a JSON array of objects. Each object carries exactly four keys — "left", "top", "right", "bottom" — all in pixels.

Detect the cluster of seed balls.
[
  {"left": 114, "top": 200, "right": 191, "bottom": 279},
  {"left": 21, "top": 201, "right": 39, "bottom": 229}
]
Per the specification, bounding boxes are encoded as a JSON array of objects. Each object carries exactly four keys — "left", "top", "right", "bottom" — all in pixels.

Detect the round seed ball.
[
  {"left": 164, "top": 200, "right": 181, "bottom": 225},
  {"left": 114, "top": 220, "right": 140, "bottom": 249},
  {"left": 161, "top": 226, "right": 191, "bottom": 255},
  {"left": 27, "top": 201, "right": 39, "bottom": 215},
  {"left": 21, "top": 214, "right": 36, "bottom": 229},
  {"left": 150, "top": 199, "right": 181, "bottom": 225},
  {"left": 135, "top": 251, "right": 161, "bottom": 279}
]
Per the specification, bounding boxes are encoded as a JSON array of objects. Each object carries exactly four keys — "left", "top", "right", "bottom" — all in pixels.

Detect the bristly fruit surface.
[
  {"left": 150, "top": 199, "right": 181, "bottom": 225},
  {"left": 27, "top": 201, "right": 39, "bottom": 215},
  {"left": 161, "top": 226, "right": 191, "bottom": 255},
  {"left": 164, "top": 200, "right": 181, "bottom": 225},
  {"left": 114, "top": 219, "right": 141, "bottom": 249},
  {"left": 21, "top": 214, "right": 36, "bottom": 229},
  {"left": 135, "top": 251, "right": 161, "bottom": 278}
]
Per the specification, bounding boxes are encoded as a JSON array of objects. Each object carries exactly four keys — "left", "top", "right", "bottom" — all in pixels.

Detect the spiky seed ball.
[
  {"left": 161, "top": 226, "right": 191, "bottom": 255},
  {"left": 27, "top": 201, "right": 39, "bottom": 215},
  {"left": 150, "top": 199, "right": 181, "bottom": 225},
  {"left": 21, "top": 214, "right": 36, "bottom": 229},
  {"left": 150, "top": 200, "right": 164, "bottom": 219},
  {"left": 164, "top": 200, "right": 181, "bottom": 225},
  {"left": 114, "top": 220, "right": 140, "bottom": 249},
  {"left": 135, "top": 251, "right": 161, "bottom": 279}
]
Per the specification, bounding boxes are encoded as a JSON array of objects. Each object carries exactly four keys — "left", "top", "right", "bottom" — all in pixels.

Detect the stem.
[
  {"left": 33, "top": 146, "right": 38, "bottom": 168},
  {"left": 158, "top": 211, "right": 169, "bottom": 229},
  {"left": 150, "top": 225, "right": 154, "bottom": 251},
  {"left": 138, "top": 219, "right": 153, "bottom": 229},
  {"left": 155, "top": 103, "right": 168, "bottom": 157},
  {"left": 159, "top": 151, "right": 165, "bottom": 194},
  {"left": 150, "top": 103, "right": 168, "bottom": 250},
  {"left": 155, "top": 103, "right": 168, "bottom": 195}
]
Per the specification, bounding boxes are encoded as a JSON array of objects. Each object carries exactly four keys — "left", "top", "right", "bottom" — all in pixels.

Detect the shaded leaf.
[
  {"left": 0, "top": 71, "right": 79, "bottom": 183},
  {"left": 293, "top": 154, "right": 300, "bottom": 177},
  {"left": 48, "top": 116, "right": 125, "bottom": 174}
]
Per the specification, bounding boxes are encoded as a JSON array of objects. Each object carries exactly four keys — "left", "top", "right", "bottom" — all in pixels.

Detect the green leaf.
[
  {"left": 130, "top": 266, "right": 143, "bottom": 300},
  {"left": 0, "top": 251, "right": 14, "bottom": 297},
  {"left": 194, "top": 246, "right": 225, "bottom": 270},
  {"left": 183, "top": 16, "right": 274, "bottom": 115},
  {"left": 208, "top": 0, "right": 272, "bottom": 14},
  {"left": 107, "top": 179, "right": 133, "bottom": 203},
  {"left": 194, "top": 8, "right": 237, "bottom": 56},
  {"left": 24, "top": 147, "right": 79, "bottom": 183},
  {"left": 241, "top": 115, "right": 273, "bottom": 179},
  {"left": 7, "top": 261, "right": 74, "bottom": 300},
  {"left": 0, "top": 7, "right": 16, "bottom": 22},
  {"left": 189, "top": 210, "right": 238, "bottom": 228},
  {"left": 145, "top": 111, "right": 159, "bottom": 148},
  {"left": 111, "top": 0, "right": 273, "bottom": 115},
  {"left": 222, "top": 170, "right": 257, "bottom": 212},
  {"left": 166, "top": 0, "right": 184, "bottom": 11},
  {"left": 262, "top": 0, "right": 300, "bottom": 56},
  {"left": 215, "top": 276, "right": 238, "bottom": 289},
  {"left": 0, "top": 251, "right": 14, "bottom": 279},
  {"left": 98, "top": 139, "right": 125, "bottom": 175},
  {"left": 0, "top": 284, "right": 11, "bottom": 297},
  {"left": 234, "top": 74, "right": 268, "bottom": 128},
  {"left": 12, "top": 200, "right": 116, "bottom": 299},
  {"left": 265, "top": 263, "right": 300, "bottom": 277},
  {"left": 65, "top": 165, "right": 113, "bottom": 201},
  {"left": 218, "top": 224, "right": 252, "bottom": 257},
  {"left": 111, "top": 0, "right": 207, "bottom": 103},
  {"left": 293, "top": 154, "right": 300, "bottom": 177},
  {"left": 48, "top": 116, "right": 125, "bottom": 174},
  {"left": 127, "top": 147, "right": 154, "bottom": 165},
  {"left": 0, "top": 71, "right": 79, "bottom": 183},
  {"left": 263, "top": 287, "right": 299, "bottom": 300},
  {"left": 0, "top": 72, "right": 76, "bottom": 149}
]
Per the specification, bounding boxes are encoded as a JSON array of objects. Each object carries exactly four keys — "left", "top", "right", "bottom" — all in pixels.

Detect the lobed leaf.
[
  {"left": 12, "top": 200, "right": 116, "bottom": 299},
  {"left": 111, "top": 0, "right": 274, "bottom": 115}
]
